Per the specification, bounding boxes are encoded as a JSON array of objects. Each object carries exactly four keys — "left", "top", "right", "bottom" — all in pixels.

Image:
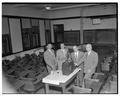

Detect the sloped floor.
[{"left": 100, "top": 74, "right": 117, "bottom": 94}]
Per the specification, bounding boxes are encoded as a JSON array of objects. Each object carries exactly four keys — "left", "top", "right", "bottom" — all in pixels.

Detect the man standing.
[
  {"left": 44, "top": 44, "right": 57, "bottom": 74},
  {"left": 56, "top": 43, "right": 69, "bottom": 70},
  {"left": 76, "top": 44, "right": 98, "bottom": 87},
  {"left": 71, "top": 46, "right": 84, "bottom": 87}
]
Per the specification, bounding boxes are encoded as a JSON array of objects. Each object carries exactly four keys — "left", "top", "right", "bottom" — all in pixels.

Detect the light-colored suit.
[
  {"left": 44, "top": 49, "right": 57, "bottom": 74},
  {"left": 56, "top": 48, "right": 69, "bottom": 70},
  {"left": 78, "top": 50, "right": 98, "bottom": 78},
  {"left": 71, "top": 51, "right": 84, "bottom": 87}
]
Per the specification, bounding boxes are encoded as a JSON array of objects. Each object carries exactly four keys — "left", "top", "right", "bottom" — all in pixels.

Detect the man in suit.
[
  {"left": 44, "top": 44, "right": 57, "bottom": 74},
  {"left": 56, "top": 43, "right": 69, "bottom": 70},
  {"left": 76, "top": 44, "right": 98, "bottom": 87},
  {"left": 71, "top": 46, "right": 84, "bottom": 87}
]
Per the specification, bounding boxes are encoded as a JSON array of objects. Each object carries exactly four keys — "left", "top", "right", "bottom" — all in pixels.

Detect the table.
[{"left": 42, "top": 68, "right": 81, "bottom": 93}]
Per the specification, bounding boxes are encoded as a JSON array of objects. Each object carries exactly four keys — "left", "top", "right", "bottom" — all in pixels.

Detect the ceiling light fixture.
[{"left": 45, "top": 6, "right": 51, "bottom": 10}]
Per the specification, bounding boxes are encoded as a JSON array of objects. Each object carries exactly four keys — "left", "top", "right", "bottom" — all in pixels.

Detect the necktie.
[
  {"left": 86, "top": 52, "right": 89, "bottom": 59},
  {"left": 63, "top": 49, "right": 65, "bottom": 57},
  {"left": 75, "top": 52, "right": 78, "bottom": 61},
  {"left": 49, "top": 50, "right": 54, "bottom": 56},
  {"left": 88, "top": 51, "right": 91, "bottom": 56}
]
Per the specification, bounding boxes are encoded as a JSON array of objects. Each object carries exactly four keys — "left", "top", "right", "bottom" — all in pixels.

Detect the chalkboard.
[
  {"left": 83, "top": 30, "right": 95, "bottom": 43},
  {"left": 83, "top": 29, "right": 116, "bottom": 44},
  {"left": 96, "top": 30, "right": 116, "bottom": 44},
  {"left": 64, "top": 31, "right": 80, "bottom": 45}
]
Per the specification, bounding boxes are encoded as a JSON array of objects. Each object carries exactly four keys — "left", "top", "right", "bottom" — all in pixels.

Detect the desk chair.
[
  {"left": 67, "top": 85, "right": 92, "bottom": 93},
  {"left": 84, "top": 72, "right": 105, "bottom": 93}
]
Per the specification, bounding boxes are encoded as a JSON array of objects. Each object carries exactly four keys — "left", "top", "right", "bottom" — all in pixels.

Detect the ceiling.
[{"left": 2, "top": 3, "right": 99, "bottom": 11}]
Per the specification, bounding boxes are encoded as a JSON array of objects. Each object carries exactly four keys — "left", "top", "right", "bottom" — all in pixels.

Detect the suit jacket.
[
  {"left": 71, "top": 51, "right": 84, "bottom": 65},
  {"left": 78, "top": 50, "right": 98, "bottom": 74},
  {"left": 56, "top": 48, "right": 69, "bottom": 62},
  {"left": 44, "top": 49, "right": 57, "bottom": 72}
]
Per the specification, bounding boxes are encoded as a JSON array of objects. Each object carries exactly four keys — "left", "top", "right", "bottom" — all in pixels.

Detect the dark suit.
[
  {"left": 71, "top": 51, "right": 84, "bottom": 87},
  {"left": 79, "top": 50, "right": 98, "bottom": 79},
  {"left": 44, "top": 49, "right": 57, "bottom": 74}
]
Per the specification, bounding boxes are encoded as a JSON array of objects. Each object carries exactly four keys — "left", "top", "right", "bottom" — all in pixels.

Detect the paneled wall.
[
  {"left": 50, "top": 4, "right": 117, "bottom": 43},
  {"left": 39, "top": 20, "right": 46, "bottom": 46},
  {"left": 53, "top": 19, "right": 80, "bottom": 30},
  {"left": 9, "top": 18, "right": 23, "bottom": 53},
  {"left": 83, "top": 18, "right": 116, "bottom": 30}
]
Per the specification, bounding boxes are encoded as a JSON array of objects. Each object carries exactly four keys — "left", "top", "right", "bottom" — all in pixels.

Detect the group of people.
[{"left": 44, "top": 43, "right": 98, "bottom": 87}]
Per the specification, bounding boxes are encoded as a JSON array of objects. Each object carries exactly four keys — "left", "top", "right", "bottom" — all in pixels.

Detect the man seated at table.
[
  {"left": 75, "top": 44, "right": 98, "bottom": 87},
  {"left": 56, "top": 43, "right": 70, "bottom": 70},
  {"left": 71, "top": 46, "right": 84, "bottom": 87},
  {"left": 44, "top": 44, "right": 57, "bottom": 74}
]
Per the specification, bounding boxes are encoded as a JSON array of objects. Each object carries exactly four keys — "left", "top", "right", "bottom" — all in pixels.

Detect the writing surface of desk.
[{"left": 42, "top": 68, "right": 81, "bottom": 93}]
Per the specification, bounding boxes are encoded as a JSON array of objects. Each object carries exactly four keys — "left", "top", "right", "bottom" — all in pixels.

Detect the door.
[{"left": 53, "top": 24, "right": 64, "bottom": 48}]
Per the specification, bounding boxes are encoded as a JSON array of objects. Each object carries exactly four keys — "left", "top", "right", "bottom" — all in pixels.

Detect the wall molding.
[
  {"left": 2, "top": 15, "right": 49, "bottom": 20},
  {"left": 51, "top": 14, "right": 117, "bottom": 20},
  {"left": 2, "top": 14, "right": 117, "bottom": 20}
]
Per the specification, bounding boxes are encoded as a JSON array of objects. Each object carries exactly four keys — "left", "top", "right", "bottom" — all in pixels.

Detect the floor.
[
  {"left": 2, "top": 72, "right": 117, "bottom": 94},
  {"left": 100, "top": 74, "right": 117, "bottom": 94}
]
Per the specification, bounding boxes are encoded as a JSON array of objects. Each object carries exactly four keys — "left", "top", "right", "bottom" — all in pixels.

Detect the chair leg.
[{"left": 82, "top": 78, "right": 85, "bottom": 88}]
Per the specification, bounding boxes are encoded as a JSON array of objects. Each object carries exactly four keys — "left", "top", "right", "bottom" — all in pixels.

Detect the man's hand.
[{"left": 74, "top": 63, "right": 78, "bottom": 66}]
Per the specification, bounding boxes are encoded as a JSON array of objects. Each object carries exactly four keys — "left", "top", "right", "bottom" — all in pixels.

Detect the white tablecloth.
[{"left": 42, "top": 68, "right": 81, "bottom": 85}]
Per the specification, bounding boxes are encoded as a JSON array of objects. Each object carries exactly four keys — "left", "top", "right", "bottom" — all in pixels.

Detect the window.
[
  {"left": 21, "top": 18, "right": 31, "bottom": 50},
  {"left": 2, "top": 17, "right": 12, "bottom": 56},
  {"left": 2, "top": 34, "right": 12, "bottom": 56},
  {"left": 21, "top": 18, "right": 40, "bottom": 50},
  {"left": 31, "top": 19, "right": 40, "bottom": 48},
  {"left": 44, "top": 20, "right": 51, "bottom": 44}
]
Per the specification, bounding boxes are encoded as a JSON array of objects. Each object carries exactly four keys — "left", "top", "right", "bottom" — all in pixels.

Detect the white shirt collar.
[
  {"left": 88, "top": 51, "right": 91, "bottom": 55},
  {"left": 48, "top": 49, "right": 52, "bottom": 52},
  {"left": 75, "top": 51, "right": 78, "bottom": 54}
]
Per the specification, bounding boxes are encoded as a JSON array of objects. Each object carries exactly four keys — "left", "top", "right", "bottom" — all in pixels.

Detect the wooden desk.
[{"left": 42, "top": 68, "right": 81, "bottom": 94}]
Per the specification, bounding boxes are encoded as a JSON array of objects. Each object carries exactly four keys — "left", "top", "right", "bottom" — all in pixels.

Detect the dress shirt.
[{"left": 88, "top": 51, "right": 91, "bottom": 56}]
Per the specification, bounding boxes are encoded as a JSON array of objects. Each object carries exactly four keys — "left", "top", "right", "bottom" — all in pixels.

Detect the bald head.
[
  {"left": 60, "top": 43, "right": 65, "bottom": 49},
  {"left": 73, "top": 46, "right": 78, "bottom": 52},
  {"left": 47, "top": 44, "right": 52, "bottom": 49},
  {"left": 86, "top": 44, "right": 92, "bottom": 52}
]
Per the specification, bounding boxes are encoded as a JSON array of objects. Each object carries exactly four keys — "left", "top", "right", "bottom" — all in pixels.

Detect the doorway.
[{"left": 53, "top": 24, "right": 64, "bottom": 49}]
